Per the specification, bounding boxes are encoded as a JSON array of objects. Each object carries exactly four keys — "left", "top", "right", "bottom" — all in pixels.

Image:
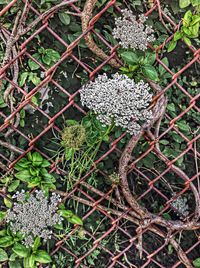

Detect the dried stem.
[{"left": 81, "top": 0, "right": 121, "bottom": 68}]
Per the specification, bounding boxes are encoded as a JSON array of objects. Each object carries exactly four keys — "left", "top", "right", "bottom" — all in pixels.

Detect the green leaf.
[
  {"left": 160, "top": 140, "right": 169, "bottom": 145},
  {"left": 173, "top": 31, "right": 183, "bottom": 41},
  {"left": 41, "top": 160, "right": 51, "bottom": 167},
  {"left": 19, "top": 72, "right": 29, "bottom": 87},
  {"left": 65, "top": 148, "right": 74, "bottom": 161},
  {"left": 183, "top": 10, "right": 193, "bottom": 25},
  {"left": 13, "top": 243, "right": 29, "bottom": 257},
  {"left": 179, "top": 0, "right": 191, "bottom": 8},
  {"left": 193, "top": 258, "right": 200, "bottom": 268},
  {"left": 120, "top": 51, "right": 139, "bottom": 65},
  {"left": 8, "top": 261, "right": 22, "bottom": 268},
  {"left": 141, "top": 65, "right": 159, "bottom": 81},
  {"left": 28, "top": 59, "right": 40, "bottom": 71},
  {"left": 0, "top": 212, "right": 6, "bottom": 221},
  {"left": 31, "top": 96, "right": 39, "bottom": 106},
  {"left": 191, "top": 0, "right": 200, "bottom": 6},
  {"left": 32, "top": 152, "right": 43, "bottom": 166},
  {"left": 32, "top": 237, "right": 41, "bottom": 252},
  {"left": 9, "top": 252, "right": 18, "bottom": 261},
  {"left": 0, "top": 236, "right": 14, "bottom": 247},
  {"left": 34, "top": 250, "right": 52, "bottom": 263},
  {"left": 189, "top": 23, "right": 199, "bottom": 37},
  {"left": 167, "top": 40, "right": 177, "bottom": 52},
  {"left": 27, "top": 177, "right": 41, "bottom": 187},
  {"left": 42, "top": 49, "right": 60, "bottom": 66},
  {"left": 68, "top": 215, "right": 83, "bottom": 225},
  {"left": 28, "top": 73, "right": 41, "bottom": 86},
  {"left": 183, "top": 36, "right": 192, "bottom": 46},
  {"left": 176, "top": 121, "right": 190, "bottom": 132},
  {"left": 158, "top": 57, "right": 169, "bottom": 76},
  {"left": 4, "top": 196, "right": 12, "bottom": 208},
  {"left": 191, "top": 16, "right": 200, "bottom": 26},
  {"left": 143, "top": 51, "right": 156, "bottom": 65},
  {"left": 58, "top": 12, "right": 71, "bottom": 25},
  {"left": 28, "top": 255, "right": 35, "bottom": 267},
  {"left": 0, "top": 248, "right": 8, "bottom": 262},
  {"left": 14, "top": 158, "right": 30, "bottom": 170},
  {"left": 167, "top": 103, "right": 176, "bottom": 112},
  {"left": 65, "top": 119, "right": 78, "bottom": 126},
  {"left": 58, "top": 209, "right": 73, "bottom": 218},
  {"left": 15, "top": 170, "right": 32, "bottom": 182}
]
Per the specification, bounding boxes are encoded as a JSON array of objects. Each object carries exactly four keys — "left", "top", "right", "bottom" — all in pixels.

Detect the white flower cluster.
[
  {"left": 113, "top": 9, "right": 155, "bottom": 50},
  {"left": 172, "top": 195, "right": 189, "bottom": 218},
  {"left": 80, "top": 73, "right": 153, "bottom": 135},
  {"left": 6, "top": 190, "right": 63, "bottom": 247}
]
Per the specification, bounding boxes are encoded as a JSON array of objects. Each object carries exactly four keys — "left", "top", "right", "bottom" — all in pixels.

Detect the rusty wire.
[{"left": 0, "top": 0, "right": 200, "bottom": 267}]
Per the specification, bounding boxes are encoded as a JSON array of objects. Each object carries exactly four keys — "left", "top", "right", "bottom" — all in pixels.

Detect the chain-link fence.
[{"left": 0, "top": 0, "right": 200, "bottom": 267}]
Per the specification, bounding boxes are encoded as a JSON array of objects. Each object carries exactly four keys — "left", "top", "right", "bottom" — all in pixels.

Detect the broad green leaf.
[
  {"left": 32, "top": 237, "right": 41, "bottom": 252},
  {"left": 167, "top": 40, "right": 177, "bottom": 52},
  {"left": 160, "top": 140, "right": 169, "bottom": 145},
  {"left": 183, "top": 10, "right": 193, "bottom": 25},
  {"left": 143, "top": 51, "right": 156, "bottom": 65},
  {"left": 28, "top": 73, "right": 41, "bottom": 86},
  {"left": 58, "top": 209, "right": 73, "bottom": 218},
  {"left": 31, "top": 96, "right": 39, "bottom": 106},
  {"left": 176, "top": 121, "right": 190, "bottom": 132},
  {"left": 0, "top": 236, "right": 14, "bottom": 247},
  {"left": 27, "top": 177, "right": 41, "bottom": 187},
  {"left": 0, "top": 248, "right": 8, "bottom": 262},
  {"left": 141, "top": 65, "right": 159, "bottom": 81},
  {"left": 41, "top": 160, "right": 51, "bottom": 167},
  {"left": 15, "top": 170, "right": 32, "bottom": 182},
  {"left": 8, "top": 261, "right": 22, "bottom": 268},
  {"left": 191, "top": 0, "right": 200, "bottom": 6},
  {"left": 9, "top": 252, "right": 18, "bottom": 261},
  {"left": 4, "top": 196, "right": 12, "bottom": 208},
  {"left": 120, "top": 51, "right": 139, "bottom": 65},
  {"left": 14, "top": 158, "right": 30, "bottom": 170},
  {"left": 173, "top": 31, "right": 183, "bottom": 41},
  {"left": 193, "top": 258, "right": 200, "bottom": 268},
  {"left": 42, "top": 49, "right": 60, "bottom": 66},
  {"left": 58, "top": 12, "right": 71, "bottom": 25},
  {"left": 0, "top": 212, "right": 6, "bottom": 221},
  {"left": 8, "top": 180, "right": 20, "bottom": 192},
  {"left": 183, "top": 36, "right": 192, "bottom": 46},
  {"left": 159, "top": 57, "right": 169, "bottom": 76},
  {"left": 32, "top": 152, "right": 43, "bottom": 166},
  {"left": 34, "top": 250, "right": 52, "bottom": 263},
  {"left": 179, "top": 0, "right": 191, "bottom": 8},
  {"left": 28, "top": 59, "right": 40, "bottom": 71},
  {"left": 189, "top": 23, "right": 199, "bottom": 37},
  {"left": 68, "top": 215, "right": 83, "bottom": 225},
  {"left": 191, "top": 16, "right": 200, "bottom": 26},
  {"left": 19, "top": 72, "right": 29, "bottom": 87},
  {"left": 167, "top": 103, "right": 176, "bottom": 112},
  {"left": 13, "top": 243, "right": 29, "bottom": 258}
]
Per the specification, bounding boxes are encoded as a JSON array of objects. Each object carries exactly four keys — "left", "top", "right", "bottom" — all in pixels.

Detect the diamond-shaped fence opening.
[{"left": 0, "top": 0, "right": 200, "bottom": 267}]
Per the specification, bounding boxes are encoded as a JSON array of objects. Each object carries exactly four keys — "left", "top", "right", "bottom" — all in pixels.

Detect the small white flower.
[
  {"left": 6, "top": 190, "right": 63, "bottom": 247},
  {"left": 113, "top": 9, "right": 155, "bottom": 50},
  {"left": 80, "top": 73, "right": 153, "bottom": 136}
]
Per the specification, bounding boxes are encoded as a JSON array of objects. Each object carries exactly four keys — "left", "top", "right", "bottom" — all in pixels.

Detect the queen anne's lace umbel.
[
  {"left": 80, "top": 73, "right": 153, "bottom": 136},
  {"left": 113, "top": 9, "right": 155, "bottom": 50},
  {"left": 6, "top": 190, "right": 63, "bottom": 247}
]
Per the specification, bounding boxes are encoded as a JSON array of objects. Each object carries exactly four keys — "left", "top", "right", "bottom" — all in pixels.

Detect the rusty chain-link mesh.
[{"left": 0, "top": 0, "right": 200, "bottom": 267}]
